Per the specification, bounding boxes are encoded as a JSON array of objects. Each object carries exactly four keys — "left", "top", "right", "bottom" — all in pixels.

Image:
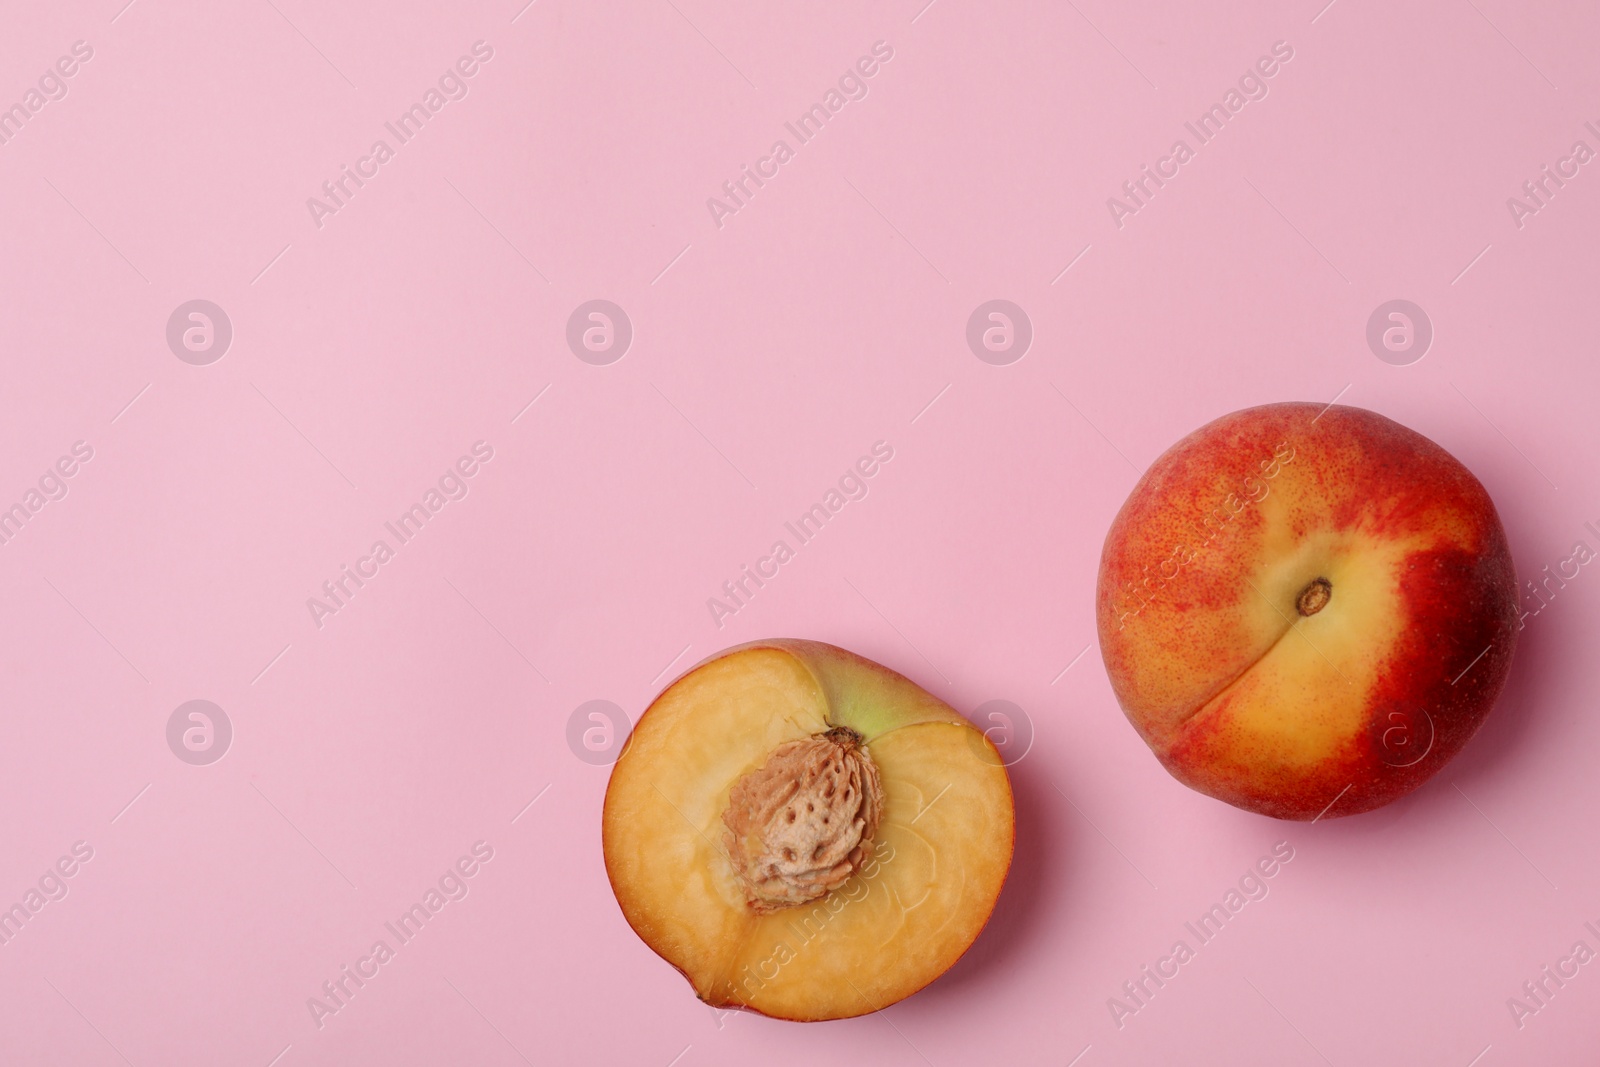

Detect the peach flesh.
[{"left": 602, "top": 640, "right": 1015, "bottom": 1020}]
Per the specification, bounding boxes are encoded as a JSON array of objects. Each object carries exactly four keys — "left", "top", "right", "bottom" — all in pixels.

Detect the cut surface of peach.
[{"left": 602, "top": 640, "right": 1015, "bottom": 1021}]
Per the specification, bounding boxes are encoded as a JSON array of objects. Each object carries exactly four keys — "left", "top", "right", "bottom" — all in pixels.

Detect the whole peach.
[{"left": 1096, "top": 403, "right": 1519, "bottom": 820}]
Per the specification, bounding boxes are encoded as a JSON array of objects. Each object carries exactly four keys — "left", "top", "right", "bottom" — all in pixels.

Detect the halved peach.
[{"left": 602, "top": 640, "right": 1015, "bottom": 1021}]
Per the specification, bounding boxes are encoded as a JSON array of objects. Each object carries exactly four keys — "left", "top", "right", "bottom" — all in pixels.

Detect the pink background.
[{"left": 1, "top": 0, "right": 1597, "bottom": 1064}]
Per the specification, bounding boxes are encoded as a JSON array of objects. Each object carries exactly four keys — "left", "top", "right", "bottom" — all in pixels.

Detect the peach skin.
[{"left": 1096, "top": 403, "right": 1519, "bottom": 820}]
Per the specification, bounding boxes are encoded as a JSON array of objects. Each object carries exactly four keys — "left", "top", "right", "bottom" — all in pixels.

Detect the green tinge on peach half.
[
  {"left": 602, "top": 640, "right": 1015, "bottom": 1020},
  {"left": 1096, "top": 403, "right": 1519, "bottom": 820}
]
